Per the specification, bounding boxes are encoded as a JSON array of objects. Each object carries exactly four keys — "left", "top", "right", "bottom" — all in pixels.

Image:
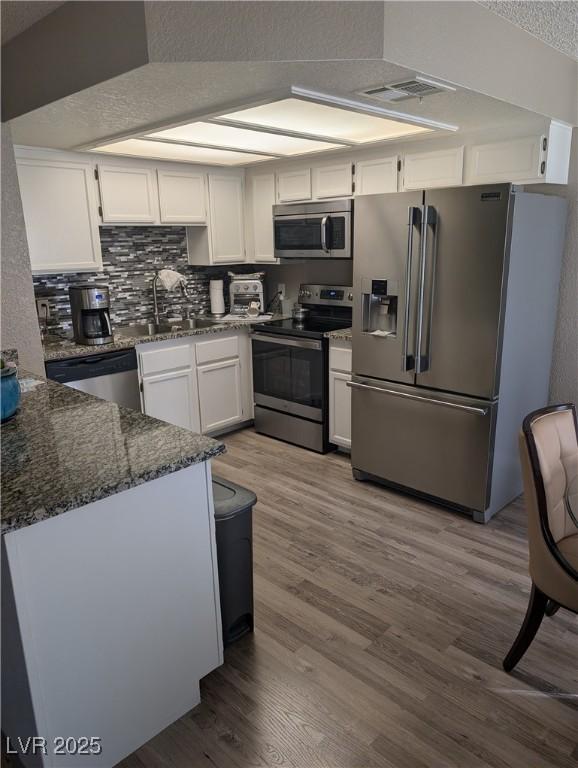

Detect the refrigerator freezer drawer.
[{"left": 350, "top": 377, "right": 497, "bottom": 513}]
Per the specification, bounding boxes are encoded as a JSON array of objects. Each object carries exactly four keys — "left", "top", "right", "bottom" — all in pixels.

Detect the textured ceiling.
[
  {"left": 8, "top": 59, "right": 543, "bottom": 151},
  {"left": 478, "top": 1, "right": 578, "bottom": 60},
  {"left": 1, "top": 0, "right": 65, "bottom": 45}
]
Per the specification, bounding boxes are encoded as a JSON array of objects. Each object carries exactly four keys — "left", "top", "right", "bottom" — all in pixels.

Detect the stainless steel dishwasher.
[{"left": 45, "top": 348, "right": 141, "bottom": 411}]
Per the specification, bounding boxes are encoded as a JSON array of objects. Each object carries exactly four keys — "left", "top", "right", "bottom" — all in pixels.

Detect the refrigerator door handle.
[
  {"left": 402, "top": 206, "right": 421, "bottom": 372},
  {"left": 415, "top": 205, "right": 437, "bottom": 374},
  {"left": 347, "top": 380, "right": 488, "bottom": 415}
]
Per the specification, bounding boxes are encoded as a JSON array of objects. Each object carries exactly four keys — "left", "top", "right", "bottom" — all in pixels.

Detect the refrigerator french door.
[{"left": 351, "top": 184, "right": 513, "bottom": 514}]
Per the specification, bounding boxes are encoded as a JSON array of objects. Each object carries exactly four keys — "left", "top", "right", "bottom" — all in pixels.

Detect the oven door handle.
[{"left": 251, "top": 332, "right": 322, "bottom": 351}]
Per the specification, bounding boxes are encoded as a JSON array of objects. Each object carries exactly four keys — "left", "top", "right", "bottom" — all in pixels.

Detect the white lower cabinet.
[
  {"left": 329, "top": 371, "right": 352, "bottom": 450},
  {"left": 138, "top": 331, "right": 251, "bottom": 435},
  {"left": 329, "top": 340, "right": 352, "bottom": 450},
  {"left": 141, "top": 368, "right": 200, "bottom": 433},
  {"left": 197, "top": 358, "right": 243, "bottom": 432}
]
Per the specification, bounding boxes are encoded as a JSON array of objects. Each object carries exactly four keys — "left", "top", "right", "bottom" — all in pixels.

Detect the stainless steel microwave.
[{"left": 273, "top": 199, "right": 353, "bottom": 259}]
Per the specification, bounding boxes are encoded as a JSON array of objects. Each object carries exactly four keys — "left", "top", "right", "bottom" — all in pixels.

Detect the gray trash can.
[{"left": 212, "top": 475, "right": 256, "bottom": 646}]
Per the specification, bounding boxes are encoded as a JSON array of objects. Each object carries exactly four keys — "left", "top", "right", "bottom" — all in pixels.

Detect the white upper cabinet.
[
  {"left": 249, "top": 173, "right": 276, "bottom": 263},
  {"left": 98, "top": 165, "right": 159, "bottom": 223},
  {"left": 277, "top": 168, "right": 312, "bottom": 202},
  {"left": 402, "top": 146, "right": 464, "bottom": 190},
  {"left": 355, "top": 156, "right": 399, "bottom": 196},
  {"left": 157, "top": 169, "right": 207, "bottom": 224},
  {"left": 470, "top": 123, "right": 572, "bottom": 185},
  {"left": 471, "top": 137, "right": 542, "bottom": 185},
  {"left": 207, "top": 174, "right": 245, "bottom": 263},
  {"left": 16, "top": 153, "right": 103, "bottom": 274},
  {"left": 313, "top": 162, "right": 353, "bottom": 198}
]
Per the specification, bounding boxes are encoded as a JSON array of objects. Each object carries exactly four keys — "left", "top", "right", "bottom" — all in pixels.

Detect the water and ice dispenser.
[{"left": 361, "top": 279, "right": 399, "bottom": 337}]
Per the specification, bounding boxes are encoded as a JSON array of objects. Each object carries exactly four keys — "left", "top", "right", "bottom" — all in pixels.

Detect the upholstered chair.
[{"left": 503, "top": 404, "right": 578, "bottom": 672}]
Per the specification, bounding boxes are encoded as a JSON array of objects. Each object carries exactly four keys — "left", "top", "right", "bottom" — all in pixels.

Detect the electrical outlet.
[
  {"left": 277, "top": 283, "right": 286, "bottom": 299},
  {"left": 36, "top": 299, "right": 50, "bottom": 320}
]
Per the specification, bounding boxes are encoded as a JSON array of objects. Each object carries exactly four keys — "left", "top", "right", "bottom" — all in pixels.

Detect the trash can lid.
[{"left": 212, "top": 475, "right": 257, "bottom": 519}]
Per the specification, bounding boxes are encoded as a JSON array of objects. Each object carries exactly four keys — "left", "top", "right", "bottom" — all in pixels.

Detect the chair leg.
[
  {"left": 545, "top": 600, "right": 560, "bottom": 617},
  {"left": 503, "top": 583, "right": 548, "bottom": 672}
]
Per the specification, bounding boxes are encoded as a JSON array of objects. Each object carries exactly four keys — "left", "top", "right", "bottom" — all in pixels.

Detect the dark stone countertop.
[
  {"left": 1, "top": 373, "right": 225, "bottom": 536},
  {"left": 43, "top": 316, "right": 283, "bottom": 362},
  {"left": 325, "top": 327, "right": 352, "bottom": 341}
]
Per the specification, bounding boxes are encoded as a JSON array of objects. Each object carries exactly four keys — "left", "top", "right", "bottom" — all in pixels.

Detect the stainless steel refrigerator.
[{"left": 351, "top": 184, "right": 567, "bottom": 522}]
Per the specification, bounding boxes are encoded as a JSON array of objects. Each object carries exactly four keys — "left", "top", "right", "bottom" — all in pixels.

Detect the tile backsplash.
[{"left": 33, "top": 227, "right": 248, "bottom": 335}]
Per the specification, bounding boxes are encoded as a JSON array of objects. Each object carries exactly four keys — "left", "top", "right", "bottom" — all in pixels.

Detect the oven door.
[
  {"left": 274, "top": 213, "right": 351, "bottom": 259},
  {"left": 251, "top": 333, "right": 324, "bottom": 421}
]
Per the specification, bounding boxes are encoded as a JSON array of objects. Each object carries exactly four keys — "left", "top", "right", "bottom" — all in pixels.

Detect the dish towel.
[{"left": 157, "top": 269, "right": 187, "bottom": 291}]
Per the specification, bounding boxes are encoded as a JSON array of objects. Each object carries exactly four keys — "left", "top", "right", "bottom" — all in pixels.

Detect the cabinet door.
[
  {"left": 250, "top": 173, "right": 276, "bottom": 262},
  {"left": 98, "top": 165, "right": 158, "bottom": 223},
  {"left": 403, "top": 147, "right": 464, "bottom": 190},
  {"left": 329, "top": 370, "right": 351, "bottom": 450},
  {"left": 158, "top": 169, "right": 207, "bottom": 224},
  {"left": 16, "top": 156, "right": 103, "bottom": 273},
  {"left": 470, "top": 136, "right": 543, "bottom": 184},
  {"left": 277, "top": 168, "right": 312, "bottom": 202},
  {"left": 355, "top": 156, "right": 398, "bottom": 196},
  {"left": 313, "top": 163, "right": 353, "bottom": 199},
  {"left": 142, "top": 369, "right": 199, "bottom": 432},
  {"left": 208, "top": 174, "right": 245, "bottom": 263},
  {"left": 197, "top": 358, "right": 243, "bottom": 432}
]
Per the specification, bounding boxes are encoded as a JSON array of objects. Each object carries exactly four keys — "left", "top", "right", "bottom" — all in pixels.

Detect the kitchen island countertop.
[{"left": 1, "top": 373, "right": 225, "bottom": 535}]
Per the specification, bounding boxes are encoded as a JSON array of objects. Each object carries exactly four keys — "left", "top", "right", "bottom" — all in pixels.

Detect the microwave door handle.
[{"left": 320, "top": 215, "right": 330, "bottom": 252}]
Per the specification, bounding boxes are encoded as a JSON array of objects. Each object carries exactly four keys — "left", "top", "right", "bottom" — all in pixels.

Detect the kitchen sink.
[{"left": 115, "top": 318, "right": 220, "bottom": 339}]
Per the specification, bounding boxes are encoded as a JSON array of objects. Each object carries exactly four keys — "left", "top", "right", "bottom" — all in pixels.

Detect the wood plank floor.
[{"left": 120, "top": 428, "right": 577, "bottom": 768}]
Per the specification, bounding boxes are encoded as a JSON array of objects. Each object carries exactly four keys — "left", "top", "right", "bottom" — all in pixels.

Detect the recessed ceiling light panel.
[
  {"left": 220, "top": 98, "right": 431, "bottom": 144},
  {"left": 146, "top": 122, "right": 340, "bottom": 156},
  {"left": 89, "top": 139, "right": 272, "bottom": 166}
]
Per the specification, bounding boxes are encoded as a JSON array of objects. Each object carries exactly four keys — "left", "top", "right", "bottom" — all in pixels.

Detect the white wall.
[
  {"left": 550, "top": 128, "right": 578, "bottom": 406},
  {"left": 1, "top": 123, "right": 44, "bottom": 375},
  {"left": 381, "top": 1, "right": 577, "bottom": 126}
]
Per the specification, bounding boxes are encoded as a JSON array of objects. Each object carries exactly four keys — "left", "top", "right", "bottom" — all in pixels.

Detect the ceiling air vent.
[{"left": 360, "top": 77, "right": 456, "bottom": 103}]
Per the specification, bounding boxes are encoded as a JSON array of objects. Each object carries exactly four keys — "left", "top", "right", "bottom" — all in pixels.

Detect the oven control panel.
[{"left": 298, "top": 284, "right": 353, "bottom": 307}]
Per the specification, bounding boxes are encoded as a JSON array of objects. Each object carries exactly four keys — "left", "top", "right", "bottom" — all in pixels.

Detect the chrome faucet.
[
  {"left": 152, "top": 269, "right": 191, "bottom": 325},
  {"left": 152, "top": 270, "right": 162, "bottom": 325}
]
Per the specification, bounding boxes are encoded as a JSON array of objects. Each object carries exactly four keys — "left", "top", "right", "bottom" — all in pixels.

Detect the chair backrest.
[{"left": 520, "top": 404, "right": 578, "bottom": 585}]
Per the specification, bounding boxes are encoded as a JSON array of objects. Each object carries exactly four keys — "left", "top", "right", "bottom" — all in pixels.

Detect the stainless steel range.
[{"left": 251, "top": 284, "right": 353, "bottom": 453}]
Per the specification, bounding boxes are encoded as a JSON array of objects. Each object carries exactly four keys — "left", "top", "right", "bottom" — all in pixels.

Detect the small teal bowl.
[{"left": 1, "top": 366, "right": 21, "bottom": 422}]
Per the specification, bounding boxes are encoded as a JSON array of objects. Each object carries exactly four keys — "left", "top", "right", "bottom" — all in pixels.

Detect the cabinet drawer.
[
  {"left": 196, "top": 335, "right": 239, "bottom": 365},
  {"left": 139, "top": 344, "right": 192, "bottom": 376},
  {"left": 329, "top": 344, "right": 352, "bottom": 373}
]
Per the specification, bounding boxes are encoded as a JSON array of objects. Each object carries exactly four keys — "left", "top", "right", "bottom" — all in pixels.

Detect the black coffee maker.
[{"left": 69, "top": 285, "right": 113, "bottom": 345}]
